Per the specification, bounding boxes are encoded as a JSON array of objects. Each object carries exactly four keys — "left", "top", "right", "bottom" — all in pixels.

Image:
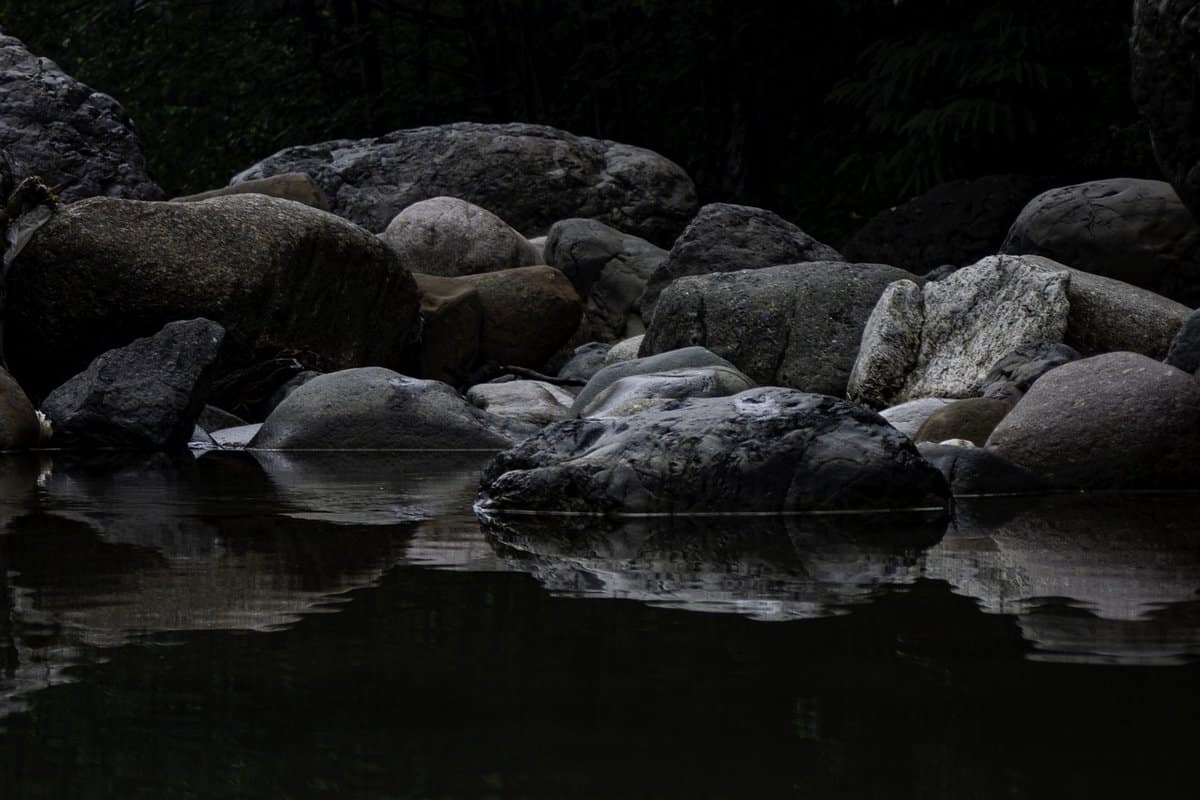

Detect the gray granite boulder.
[
  {"left": 544, "top": 218, "right": 666, "bottom": 341},
  {"left": 251, "top": 367, "right": 531, "bottom": 450},
  {"left": 1132, "top": 1, "right": 1200, "bottom": 220},
  {"left": 466, "top": 380, "right": 576, "bottom": 427},
  {"left": 577, "top": 365, "right": 756, "bottom": 418},
  {"left": 917, "top": 443, "right": 1048, "bottom": 496},
  {"left": 878, "top": 398, "right": 954, "bottom": 439},
  {"left": 1000, "top": 178, "right": 1200, "bottom": 305},
  {"left": 986, "top": 352, "right": 1200, "bottom": 490},
  {"left": 0, "top": 31, "right": 161, "bottom": 202},
  {"left": 643, "top": 261, "right": 912, "bottom": 397},
  {"left": 6, "top": 194, "right": 421, "bottom": 400},
  {"left": 41, "top": 319, "right": 224, "bottom": 450},
  {"left": 570, "top": 346, "right": 737, "bottom": 416},
  {"left": 640, "top": 203, "right": 843, "bottom": 315},
  {"left": 847, "top": 255, "right": 1071, "bottom": 407},
  {"left": 379, "top": 196, "right": 542, "bottom": 277},
  {"left": 231, "top": 122, "right": 697, "bottom": 245},
  {"left": 478, "top": 387, "right": 950, "bottom": 514}
]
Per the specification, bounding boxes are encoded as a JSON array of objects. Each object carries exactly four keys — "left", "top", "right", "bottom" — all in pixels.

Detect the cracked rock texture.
[
  {"left": 643, "top": 261, "right": 913, "bottom": 397},
  {"left": 1001, "top": 178, "right": 1200, "bottom": 306},
  {"left": 231, "top": 122, "right": 697, "bottom": 245},
  {"left": 0, "top": 30, "right": 162, "bottom": 202},
  {"left": 640, "top": 203, "right": 843, "bottom": 316},
  {"left": 848, "top": 255, "right": 1071, "bottom": 407},
  {"left": 477, "top": 387, "right": 949, "bottom": 514}
]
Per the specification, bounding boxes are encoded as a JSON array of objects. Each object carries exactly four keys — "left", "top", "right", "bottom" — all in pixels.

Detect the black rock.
[
  {"left": 980, "top": 341, "right": 1081, "bottom": 402},
  {"left": 917, "top": 443, "right": 1048, "bottom": 496},
  {"left": 42, "top": 319, "right": 225, "bottom": 450},
  {"left": 1164, "top": 309, "right": 1200, "bottom": 374},
  {"left": 478, "top": 387, "right": 950, "bottom": 514},
  {"left": 556, "top": 343, "right": 611, "bottom": 384}
]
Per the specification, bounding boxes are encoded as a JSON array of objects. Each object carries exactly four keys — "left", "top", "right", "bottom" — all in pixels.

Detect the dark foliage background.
[{"left": 0, "top": 0, "right": 1156, "bottom": 242}]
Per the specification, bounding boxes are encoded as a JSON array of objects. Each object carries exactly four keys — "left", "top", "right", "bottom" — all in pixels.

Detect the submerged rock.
[
  {"left": 478, "top": 387, "right": 949, "bottom": 514},
  {"left": 231, "top": 121, "right": 697, "bottom": 244}
]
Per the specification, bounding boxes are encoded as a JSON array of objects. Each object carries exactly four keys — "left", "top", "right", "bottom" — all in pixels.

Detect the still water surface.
[{"left": 0, "top": 451, "right": 1198, "bottom": 798}]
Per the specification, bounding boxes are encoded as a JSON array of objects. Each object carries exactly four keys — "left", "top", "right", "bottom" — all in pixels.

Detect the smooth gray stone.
[{"left": 379, "top": 196, "right": 542, "bottom": 277}]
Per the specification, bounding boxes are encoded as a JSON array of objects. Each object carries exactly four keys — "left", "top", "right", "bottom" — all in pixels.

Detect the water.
[{"left": 1, "top": 451, "right": 1198, "bottom": 798}]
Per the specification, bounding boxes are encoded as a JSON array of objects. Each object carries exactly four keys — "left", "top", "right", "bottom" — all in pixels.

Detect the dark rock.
[
  {"left": 842, "top": 174, "right": 1055, "bottom": 273},
  {"left": 980, "top": 341, "right": 1081, "bottom": 401},
  {"left": 1132, "top": 1, "right": 1200, "bottom": 220},
  {"left": 640, "top": 203, "right": 843, "bottom": 315},
  {"left": 570, "top": 346, "right": 737, "bottom": 416},
  {"left": 171, "top": 172, "right": 327, "bottom": 210},
  {"left": 6, "top": 194, "right": 421, "bottom": 401},
  {"left": 556, "top": 343, "right": 610, "bottom": 384},
  {"left": 41, "top": 319, "right": 224, "bottom": 450},
  {"left": 0, "top": 31, "right": 161, "bottom": 202},
  {"left": 577, "top": 365, "right": 756, "bottom": 418},
  {"left": 231, "top": 122, "right": 697, "bottom": 245},
  {"left": 917, "top": 443, "right": 1048, "bottom": 496},
  {"left": 0, "top": 367, "right": 38, "bottom": 450},
  {"left": 1164, "top": 309, "right": 1200, "bottom": 374},
  {"left": 986, "top": 352, "right": 1200, "bottom": 490},
  {"left": 1000, "top": 178, "right": 1200, "bottom": 305},
  {"left": 379, "top": 196, "right": 542, "bottom": 277},
  {"left": 410, "top": 274, "right": 485, "bottom": 385},
  {"left": 544, "top": 218, "right": 666, "bottom": 341},
  {"left": 923, "top": 264, "right": 960, "bottom": 282},
  {"left": 477, "top": 387, "right": 949, "bottom": 514},
  {"left": 250, "top": 367, "right": 531, "bottom": 450},
  {"left": 1059, "top": 262, "right": 1191, "bottom": 359},
  {"left": 265, "top": 370, "right": 321, "bottom": 416},
  {"left": 914, "top": 398, "right": 1013, "bottom": 447},
  {"left": 197, "top": 405, "right": 248, "bottom": 433},
  {"left": 642, "top": 261, "right": 913, "bottom": 397}
]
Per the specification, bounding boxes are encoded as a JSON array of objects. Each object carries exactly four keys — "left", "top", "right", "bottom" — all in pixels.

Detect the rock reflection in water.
[
  {"left": 925, "top": 495, "right": 1200, "bottom": 664},
  {"left": 482, "top": 512, "right": 946, "bottom": 620}
]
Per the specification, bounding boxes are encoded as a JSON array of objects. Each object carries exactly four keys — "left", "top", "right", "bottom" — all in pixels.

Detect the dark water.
[{"left": 0, "top": 451, "right": 1198, "bottom": 799}]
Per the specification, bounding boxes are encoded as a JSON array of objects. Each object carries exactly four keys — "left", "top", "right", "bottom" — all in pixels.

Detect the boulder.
[
  {"left": 570, "top": 346, "right": 737, "bottom": 416},
  {"left": 917, "top": 443, "right": 1048, "bottom": 496},
  {"left": 379, "top": 196, "right": 542, "bottom": 277},
  {"left": 410, "top": 273, "right": 485, "bottom": 385},
  {"left": 466, "top": 380, "right": 576, "bottom": 427},
  {"left": 250, "top": 367, "right": 531, "bottom": 450},
  {"left": 1165, "top": 309, "right": 1200, "bottom": 374},
  {"left": 230, "top": 122, "right": 697, "bottom": 245},
  {"left": 0, "top": 31, "right": 161, "bottom": 202},
  {"left": 979, "top": 341, "right": 1081, "bottom": 402},
  {"left": 848, "top": 255, "right": 1071, "bottom": 407},
  {"left": 913, "top": 398, "right": 1013, "bottom": 446},
  {"left": 640, "top": 203, "right": 843, "bottom": 315},
  {"left": 1131, "top": 0, "right": 1200, "bottom": 220},
  {"left": 0, "top": 368, "right": 38, "bottom": 450},
  {"left": 197, "top": 405, "right": 247, "bottom": 433},
  {"left": 604, "top": 335, "right": 645, "bottom": 365},
  {"left": 413, "top": 267, "right": 580, "bottom": 372},
  {"left": 878, "top": 398, "right": 954, "bottom": 439},
  {"left": 1061, "top": 262, "right": 1191, "bottom": 359},
  {"left": 544, "top": 218, "right": 666, "bottom": 341},
  {"left": 5, "top": 194, "right": 421, "bottom": 400},
  {"left": 41, "top": 319, "right": 224, "bottom": 450},
  {"left": 478, "top": 387, "right": 949, "bottom": 514},
  {"left": 556, "top": 343, "right": 610, "bottom": 384},
  {"left": 171, "top": 172, "right": 328, "bottom": 210},
  {"left": 578, "top": 365, "right": 757, "bottom": 418},
  {"left": 986, "top": 352, "right": 1200, "bottom": 490},
  {"left": 1000, "top": 178, "right": 1200, "bottom": 305},
  {"left": 643, "top": 261, "right": 914, "bottom": 397},
  {"left": 841, "top": 174, "right": 1056, "bottom": 273}
]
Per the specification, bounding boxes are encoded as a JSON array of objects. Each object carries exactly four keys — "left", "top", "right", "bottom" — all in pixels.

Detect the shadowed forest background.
[{"left": 0, "top": 0, "right": 1155, "bottom": 242}]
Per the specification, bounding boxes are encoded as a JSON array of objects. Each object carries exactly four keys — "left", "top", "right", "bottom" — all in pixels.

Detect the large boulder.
[
  {"left": 250, "top": 367, "right": 530, "bottom": 450},
  {"left": 478, "top": 387, "right": 950, "bottom": 514},
  {"left": 986, "top": 352, "right": 1200, "bottom": 490},
  {"left": 379, "top": 196, "right": 542, "bottom": 277},
  {"left": 842, "top": 174, "right": 1056, "bottom": 274},
  {"left": 642, "top": 261, "right": 914, "bottom": 397},
  {"left": 0, "top": 367, "right": 38, "bottom": 450},
  {"left": 1062, "top": 262, "right": 1191, "bottom": 359},
  {"left": 544, "top": 218, "right": 666, "bottom": 342},
  {"left": 1000, "top": 178, "right": 1200, "bottom": 305},
  {"left": 1131, "top": 1, "right": 1200, "bottom": 220},
  {"left": 0, "top": 31, "right": 161, "bottom": 202},
  {"left": 570, "top": 346, "right": 737, "bottom": 416},
  {"left": 171, "top": 172, "right": 327, "bottom": 210},
  {"left": 640, "top": 203, "right": 843, "bottom": 315},
  {"left": 5, "top": 194, "right": 421, "bottom": 400},
  {"left": 577, "top": 365, "right": 756, "bottom": 418},
  {"left": 412, "top": 267, "right": 580, "bottom": 372},
  {"left": 41, "top": 319, "right": 224, "bottom": 450},
  {"left": 230, "top": 122, "right": 697, "bottom": 245},
  {"left": 848, "top": 256, "right": 1071, "bottom": 407}
]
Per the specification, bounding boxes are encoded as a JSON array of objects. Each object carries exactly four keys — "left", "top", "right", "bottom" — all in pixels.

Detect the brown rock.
[
  {"left": 914, "top": 398, "right": 1013, "bottom": 447},
  {"left": 171, "top": 172, "right": 328, "bottom": 211}
]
